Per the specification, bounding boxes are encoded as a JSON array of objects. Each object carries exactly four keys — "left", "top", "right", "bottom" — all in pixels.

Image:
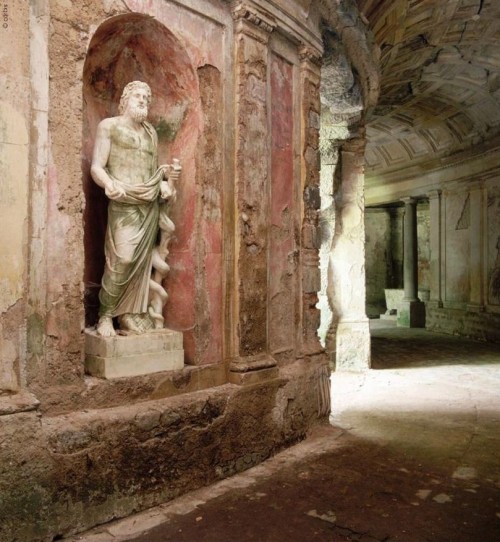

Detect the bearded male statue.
[{"left": 91, "top": 81, "right": 180, "bottom": 337}]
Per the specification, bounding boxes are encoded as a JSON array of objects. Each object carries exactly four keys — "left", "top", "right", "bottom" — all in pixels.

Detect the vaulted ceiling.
[{"left": 356, "top": 0, "right": 500, "bottom": 176}]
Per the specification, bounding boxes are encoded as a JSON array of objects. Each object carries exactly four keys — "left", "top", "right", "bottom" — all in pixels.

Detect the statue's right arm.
[{"left": 91, "top": 120, "right": 125, "bottom": 199}]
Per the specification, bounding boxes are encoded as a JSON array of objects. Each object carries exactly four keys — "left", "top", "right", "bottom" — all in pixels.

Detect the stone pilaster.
[
  {"left": 401, "top": 197, "right": 419, "bottom": 301},
  {"left": 468, "top": 180, "right": 486, "bottom": 312},
  {"left": 428, "top": 190, "right": 443, "bottom": 308},
  {"left": 317, "top": 138, "right": 337, "bottom": 347},
  {"left": 398, "top": 197, "right": 425, "bottom": 327},
  {"left": 298, "top": 45, "right": 323, "bottom": 357},
  {"left": 229, "top": 1, "right": 278, "bottom": 384},
  {"left": 26, "top": 1, "right": 50, "bottom": 389},
  {"left": 327, "top": 135, "right": 370, "bottom": 371}
]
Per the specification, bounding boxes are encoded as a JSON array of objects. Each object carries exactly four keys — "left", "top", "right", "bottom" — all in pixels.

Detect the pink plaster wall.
[{"left": 83, "top": 10, "right": 226, "bottom": 364}]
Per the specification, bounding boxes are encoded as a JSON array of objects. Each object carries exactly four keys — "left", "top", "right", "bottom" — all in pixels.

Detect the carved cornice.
[
  {"left": 468, "top": 179, "right": 485, "bottom": 192},
  {"left": 298, "top": 44, "right": 322, "bottom": 67},
  {"left": 231, "top": 1, "right": 276, "bottom": 34},
  {"left": 427, "top": 189, "right": 441, "bottom": 200}
]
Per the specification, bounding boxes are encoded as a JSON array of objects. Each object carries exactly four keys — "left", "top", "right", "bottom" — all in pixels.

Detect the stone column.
[
  {"left": 298, "top": 45, "right": 323, "bottom": 357},
  {"left": 428, "top": 190, "right": 442, "bottom": 308},
  {"left": 398, "top": 197, "right": 425, "bottom": 327},
  {"left": 468, "top": 180, "right": 485, "bottom": 311},
  {"left": 317, "top": 138, "right": 337, "bottom": 347},
  {"left": 327, "top": 135, "right": 370, "bottom": 371},
  {"left": 229, "top": 1, "right": 278, "bottom": 384}
]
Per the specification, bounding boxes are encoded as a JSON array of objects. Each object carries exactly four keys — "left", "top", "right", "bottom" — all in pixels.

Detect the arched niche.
[{"left": 82, "top": 13, "right": 200, "bottom": 328}]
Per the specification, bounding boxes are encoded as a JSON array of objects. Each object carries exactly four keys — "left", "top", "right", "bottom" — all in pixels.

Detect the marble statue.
[{"left": 91, "top": 81, "right": 180, "bottom": 337}]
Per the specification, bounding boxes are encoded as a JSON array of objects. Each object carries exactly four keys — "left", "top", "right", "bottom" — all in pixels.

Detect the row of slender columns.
[{"left": 398, "top": 180, "right": 487, "bottom": 322}]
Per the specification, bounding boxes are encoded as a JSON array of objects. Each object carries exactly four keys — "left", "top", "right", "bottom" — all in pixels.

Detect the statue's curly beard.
[{"left": 129, "top": 104, "right": 148, "bottom": 123}]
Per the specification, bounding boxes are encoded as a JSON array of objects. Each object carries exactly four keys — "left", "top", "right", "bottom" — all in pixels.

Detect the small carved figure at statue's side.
[{"left": 91, "top": 81, "right": 181, "bottom": 337}]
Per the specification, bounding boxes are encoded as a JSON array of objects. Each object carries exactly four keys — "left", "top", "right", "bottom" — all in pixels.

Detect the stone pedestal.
[
  {"left": 335, "top": 320, "right": 371, "bottom": 372},
  {"left": 85, "top": 328, "right": 184, "bottom": 379},
  {"left": 397, "top": 300, "right": 425, "bottom": 328}
]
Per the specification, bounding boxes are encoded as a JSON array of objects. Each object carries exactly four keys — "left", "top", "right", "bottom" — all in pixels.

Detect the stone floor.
[{"left": 68, "top": 321, "right": 500, "bottom": 542}]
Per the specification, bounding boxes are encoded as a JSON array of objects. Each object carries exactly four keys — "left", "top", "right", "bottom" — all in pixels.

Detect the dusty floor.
[{"left": 69, "top": 322, "right": 500, "bottom": 542}]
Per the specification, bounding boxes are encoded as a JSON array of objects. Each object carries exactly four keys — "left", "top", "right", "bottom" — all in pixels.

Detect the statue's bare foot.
[{"left": 96, "top": 316, "right": 115, "bottom": 337}]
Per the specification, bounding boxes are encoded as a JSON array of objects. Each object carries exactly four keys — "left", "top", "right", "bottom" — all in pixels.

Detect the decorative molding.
[
  {"left": 427, "top": 189, "right": 441, "bottom": 200},
  {"left": 298, "top": 44, "right": 322, "bottom": 67},
  {"left": 468, "top": 179, "right": 485, "bottom": 192},
  {"left": 367, "top": 136, "right": 500, "bottom": 188},
  {"left": 231, "top": 1, "right": 276, "bottom": 34}
]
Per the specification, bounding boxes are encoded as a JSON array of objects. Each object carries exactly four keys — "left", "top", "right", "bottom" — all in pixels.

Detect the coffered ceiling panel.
[{"left": 356, "top": 0, "right": 500, "bottom": 174}]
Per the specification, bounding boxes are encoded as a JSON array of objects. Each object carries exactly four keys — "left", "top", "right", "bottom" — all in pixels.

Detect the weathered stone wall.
[
  {"left": 0, "top": 356, "right": 328, "bottom": 541},
  {"left": 269, "top": 46, "right": 298, "bottom": 355},
  {"left": 364, "top": 209, "right": 391, "bottom": 317},
  {"left": 0, "top": 1, "right": 382, "bottom": 540},
  {"left": 444, "top": 189, "right": 471, "bottom": 303},
  {"left": 0, "top": 1, "right": 30, "bottom": 392},
  {"left": 425, "top": 177, "right": 500, "bottom": 342},
  {"left": 318, "top": 32, "right": 372, "bottom": 369},
  {"left": 486, "top": 180, "right": 500, "bottom": 306},
  {"left": 426, "top": 306, "right": 500, "bottom": 343}
]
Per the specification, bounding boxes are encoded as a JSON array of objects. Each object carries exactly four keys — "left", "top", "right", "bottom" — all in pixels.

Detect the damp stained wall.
[
  {"left": 0, "top": 1, "right": 30, "bottom": 392},
  {"left": 0, "top": 1, "right": 384, "bottom": 539}
]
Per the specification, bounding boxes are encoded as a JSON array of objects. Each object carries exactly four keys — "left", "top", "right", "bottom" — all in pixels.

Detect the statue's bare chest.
[{"left": 110, "top": 124, "right": 154, "bottom": 155}]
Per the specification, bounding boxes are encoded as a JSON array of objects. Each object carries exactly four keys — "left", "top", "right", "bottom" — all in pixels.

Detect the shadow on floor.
[
  {"left": 68, "top": 324, "right": 500, "bottom": 542},
  {"left": 118, "top": 426, "right": 500, "bottom": 542},
  {"left": 369, "top": 319, "right": 500, "bottom": 370}
]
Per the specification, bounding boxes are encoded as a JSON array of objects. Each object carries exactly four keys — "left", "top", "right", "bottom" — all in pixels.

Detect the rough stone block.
[
  {"left": 229, "top": 366, "right": 279, "bottom": 385},
  {"left": 335, "top": 320, "right": 371, "bottom": 372},
  {"left": 85, "top": 328, "right": 184, "bottom": 379}
]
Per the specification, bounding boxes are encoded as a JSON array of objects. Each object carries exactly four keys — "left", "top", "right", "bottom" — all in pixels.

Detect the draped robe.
[{"left": 99, "top": 121, "right": 163, "bottom": 318}]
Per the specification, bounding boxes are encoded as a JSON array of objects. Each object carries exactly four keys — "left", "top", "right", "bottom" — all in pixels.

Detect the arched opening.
[{"left": 82, "top": 13, "right": 200, "bottom": 354}]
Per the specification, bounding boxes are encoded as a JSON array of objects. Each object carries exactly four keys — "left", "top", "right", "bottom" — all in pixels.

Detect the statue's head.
[{"left": 119, "top": 81, "right": 152, "bottom": 120}]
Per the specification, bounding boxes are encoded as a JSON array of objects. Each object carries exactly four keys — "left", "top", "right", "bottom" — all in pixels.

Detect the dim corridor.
[{"left": 69, "top": 322, "right": 500, "bottom": 542}]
